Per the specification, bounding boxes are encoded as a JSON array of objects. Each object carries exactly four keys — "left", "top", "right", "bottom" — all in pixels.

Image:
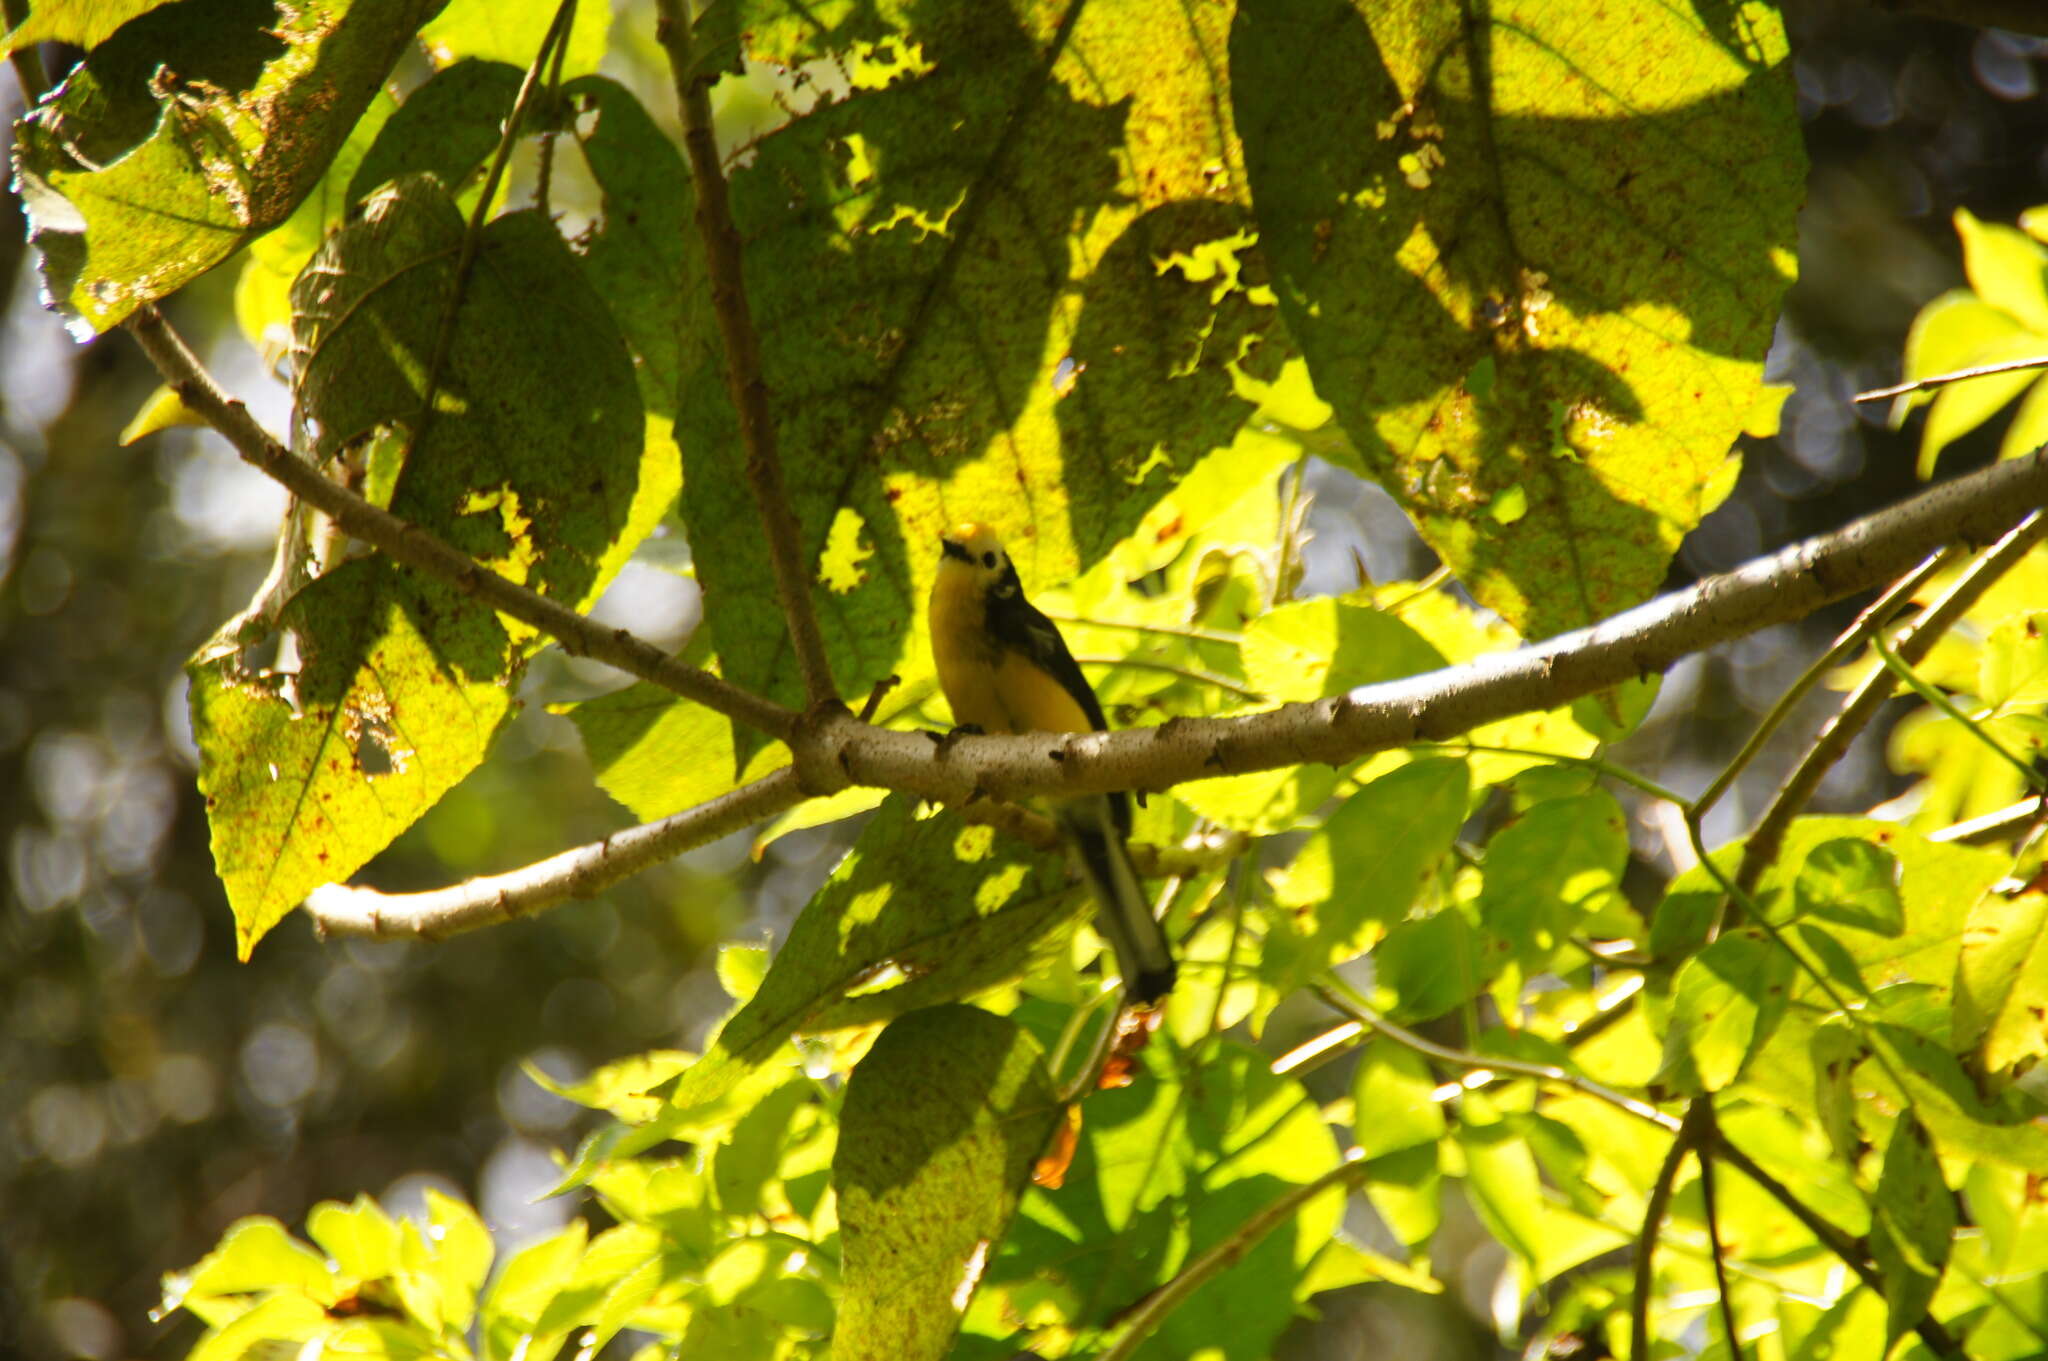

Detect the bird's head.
[{"left": 938, "top": 522, "right": 1012, "bottom": 590}]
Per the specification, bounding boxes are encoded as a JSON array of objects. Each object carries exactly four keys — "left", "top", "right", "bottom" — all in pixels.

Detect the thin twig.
[
  {"left": 1693, "top": 548, "right": 1954, "bottom": 817},
  {"left": 1043, "top": 613, "right": 1244, "bottom": 645},
  {"left": 1073, "top": 653, "right": 1263, "bottom": 700},
  {"left": 1930, "top": 794, "right": 2048, "bottom": 845},
  {"left": 123, "top": 304, "right": 798, "bottom": 740},
  {"left": 1631, "top": 1100, "right": 1700, "bottom": 1361},
  {"left": 534, "top": 3, "right": 574, "bottom": 217},
  {"left": 1735, "top": 510, "right": 2048, "bottom": 893},
  {"left": 1695, "top": 1105, "right": 1743, "bottom": 1361},
  {"left": 1096, "top": 1154, "right": 1371, "bottom": 1361},
  {"left": 1854, "top": 353, "right": 2048, "bottom": 404},
  {"left": 1312, "top": 984, "right": 1680, "bottom": 1132},
  {"left": 306, "top": 768, "right": 803, "bottom": 938},
  {"left": 1872, "top": 627, "right": 2048, "bottom": 792},
  {"left": 652, "top": 0, "right": 838, "bottom": 711}
]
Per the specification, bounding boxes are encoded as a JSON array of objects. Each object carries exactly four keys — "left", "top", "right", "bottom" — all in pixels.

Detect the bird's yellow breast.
[{"left": 928, "top": 567, "right": 1093, "bottom": 735}]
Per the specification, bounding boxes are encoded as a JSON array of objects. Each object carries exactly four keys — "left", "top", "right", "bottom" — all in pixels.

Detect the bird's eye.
[{"left": 982, "top": 551, "right": 997, "bottom": 568}]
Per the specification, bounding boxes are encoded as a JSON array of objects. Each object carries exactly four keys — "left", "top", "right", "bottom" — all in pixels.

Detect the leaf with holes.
[
  {"left": 1232, "top": 0, "right": 1800, "bottom": 640},
  {"left": 193, "top": 176, "right": 646, "bottom": 954},
  {"left": 682, "top": 0, "right": 1285, "bottom": 764},
  {"left": 12, "top": 0, "right": 437, "bottom": 332}
]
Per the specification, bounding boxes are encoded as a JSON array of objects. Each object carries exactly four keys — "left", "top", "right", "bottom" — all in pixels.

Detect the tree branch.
[
  {"left": 652, "top": 0, "right": 839, "bottom": 712},
  {"left": 305, "top": 768, "right": 803, "bottom": 939},
  {"left": 1631, "top": 1101, "right": 1699, "bottom": 1361},
  {"left": 815, "top": 451, "right": 2048, "bottom": 807},
  {"left": 122, "top": 304, "right": 799, "bottom": 742},
  {"left": 303, "top": 778, "right": 1247, "bottom": 941}
]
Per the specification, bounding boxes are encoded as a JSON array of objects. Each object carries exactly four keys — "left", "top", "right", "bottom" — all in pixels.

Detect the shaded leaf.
[
  {"left": 1869, "top": 1114, "right": 1954, "bottom": 1350},
  {"left": 1954, "top": 891, "right": 2048, "bottom": 1073},
  {"left": 346, "top": 58, "right": 522, "bottom": 207},
  {"left": 654, "top": 797, "right": 1075, "bottom": 1114},
  {"left": 833, "top": 1005, "right": 1059, "bottom": 1361},
  {"left": 1232, "top": 0, "right": 1800, "bottom": 639}
]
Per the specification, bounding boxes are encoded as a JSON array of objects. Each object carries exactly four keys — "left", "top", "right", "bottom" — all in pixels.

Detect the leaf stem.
[
  {"left": 1, "top": 0, "right": 50, "bottom": 105},
  {"left": 653, "top": 0, "right": 839, "bottom": 712},
  {"left": 1871, "top": 629, "right": 2047, "bottom": 792}
]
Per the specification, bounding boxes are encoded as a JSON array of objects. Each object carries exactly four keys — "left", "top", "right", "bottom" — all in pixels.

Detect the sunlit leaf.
[
  {"left": 1233, "top": 0, "right": 1800, "bottom": 639},
  {"left": 479, "top": 1221, "right": 586, "bottom": 1361},
  {"left": 1661, "top": 927, "right": 1796, "bottom": 1092},
  {"left": 1954, "top": 890, "right": 2048, "bottom": 1072},
  {"left": 1479, "top": 790, "right": 1629, "bottom": 968},
  {"left": 1239, "top": 597, "right": 1445, "bottom": 702},
  {"left": 418, "top": 0, "right": 610, "bottom": 78}
]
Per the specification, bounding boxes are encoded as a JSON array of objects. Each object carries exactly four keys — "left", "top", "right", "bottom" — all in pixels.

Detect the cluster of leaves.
[{"left": 12, "top": 0, "right": 2048, "bottom": 1356}]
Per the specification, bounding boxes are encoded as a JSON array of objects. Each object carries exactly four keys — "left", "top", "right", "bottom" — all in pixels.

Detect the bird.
[{"left": 928, "top": 521, "right": 1176, "bottom": 1004}]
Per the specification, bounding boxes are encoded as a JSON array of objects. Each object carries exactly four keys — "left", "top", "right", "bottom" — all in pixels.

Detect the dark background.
[{"left": 4, "top": 3, "right": 2046, "bottom": 1358}]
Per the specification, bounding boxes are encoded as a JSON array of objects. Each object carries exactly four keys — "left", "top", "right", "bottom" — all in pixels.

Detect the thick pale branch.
[
  {"left": 816, "top": 450, "right": 2048, "bottom": 806},
  {"left": 305, "top": 779, "right": 1245, "bottom": 940},
  {"left": 306, "top": 769, "right": 804, "bottom": 939},
  {"left": 653, "top": 0, "right": 838, "bottom": 712},
  {"left": 123, "top": 305, "right": 798, "bottom": 741}
]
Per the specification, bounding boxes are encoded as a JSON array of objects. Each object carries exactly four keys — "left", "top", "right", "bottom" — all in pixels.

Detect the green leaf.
[
  {"left": 834, "top": 1005, "right": 1060, "bottom": 1361},
  {"left": 1000, "top": 1037, "right": 1343, "bottom": 1359},
  {"left": 419, "top": 0, "right": 611, "bottom": 79},
  {"left": 2, "top": 0, "right": 175, "bottom": 52},
  {"left": 563, "top": 75, "right": 696, "bottom": 415},
  {"left": 1232, "top": 0, "right": 1800, "bottom": 640},
  {"left": 1372, "top": 905, "right": 1485, "bottom": 1023},
  {"left": 1661, "top": 927, "right": 1796, "bottom": 1092},
  {"left": 346, "top": 59, "right": 522, "bottom": 208},
  {"left": 307, "top": 1195, "right": 400, "bottom": 1282},
  {"left": 1979, "top": 611, "right": 2048, "bottom": 711},
  {"left": 1350, "top": 1039, "right": 1446, "bottom": 1156},
  {"left": 1458, "top": 1093, "right": 1625, "bottom": 1284},
  {"left": 170, "top": 1217, "right": 339, "bottom": 1307},
  {"left": 685, "top": 1, "right": 1279, "bottom": 761},
  {"left": 1793, "top": 837, "right": 1905, "bottom": 938},
  {"left": 12, "top": 0, "right": 437, "bottom": 332},
  {"left": 1239, "top": 598, "right": 1446, "bottom": 702},
  {"left": 479, "top": 1221, "right": 587, "bottom": 1361},
  {"left": 1904, "top": 292, "right": 2045, "bottom": 478},
  {"left": 1958, "top": 207, "right": 2048, "bottom": 334},
  {"left": 1954, "top": 890, "right": 2048, "bottom": 1072},
  {"left": 1271, "top": 757, "right": 1469, "bottom": 972},
  {"left": 195, "top": 177, "right": 645, "bottom": 954},
  {"left": 1478, "top": 790, "right": 1629, "bottom": 967},
  {"left": 711, "top": 1078, "right": 814, "bottom": 1218},
  {"left": 655, "top": 797, "right": 1075, "bottom": 1114},
  {"left": 1570, "top": 673, "right": 1660, "bottom": 742},
  {"left": 565, "top": 680, "right": 785, "bottom": 821},
  {"left": 1869, "top": 1113, "right": 1955, "bottom": 1350}
]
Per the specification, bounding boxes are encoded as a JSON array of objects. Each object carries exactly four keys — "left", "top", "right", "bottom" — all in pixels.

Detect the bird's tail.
[{"left": 1058, "top": 799, "right": 1176, "bottom": 1005}]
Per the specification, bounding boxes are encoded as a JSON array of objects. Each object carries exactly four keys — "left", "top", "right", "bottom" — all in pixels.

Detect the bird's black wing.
[{"left": 985, "top": 564, "right": 1131, "bottom": 834}]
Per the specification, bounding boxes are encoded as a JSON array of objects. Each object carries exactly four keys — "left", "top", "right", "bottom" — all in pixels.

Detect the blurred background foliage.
[{"left": 4, "top": 1, "right": 2048, "bottom": 1358}]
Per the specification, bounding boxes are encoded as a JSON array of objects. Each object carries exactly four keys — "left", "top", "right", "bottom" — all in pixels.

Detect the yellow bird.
[{"left": 929, "top": 522, "right": 1176, "bottom": 1004}]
